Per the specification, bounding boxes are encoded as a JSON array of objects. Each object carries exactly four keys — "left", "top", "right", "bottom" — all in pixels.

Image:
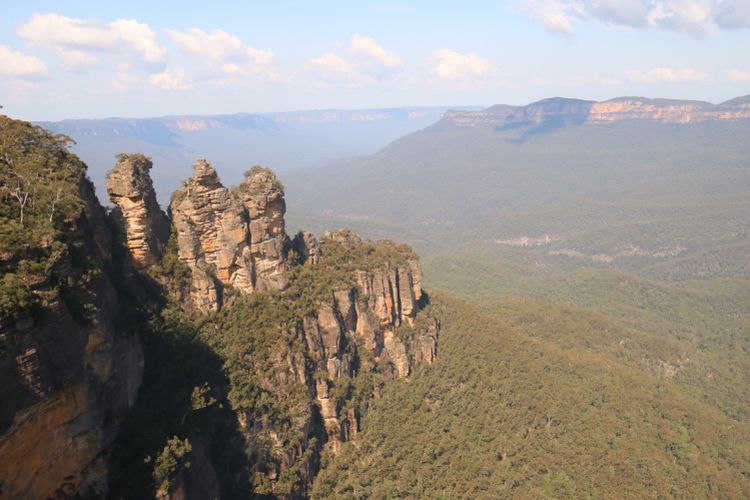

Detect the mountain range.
[
  {"left": 285, "top": 95, "right": 750, "bottom": 281},
  {"left": 2, "top": 96, "right": 750, "bottom": 498},
  {"left": 37, "top": 107, "right": 466, "bottom": 203}
]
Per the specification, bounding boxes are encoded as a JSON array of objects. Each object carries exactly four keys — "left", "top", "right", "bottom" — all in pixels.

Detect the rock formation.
[
  {"left": 107, "top": 153, "right": 170, "bottom": 268},
  {"left": 236, "top": 166, "right": 289, "bottom": 291},
  {"left": 1, "top": 122, "right": 438, "bottom": 500},
  {"left": 170, "top": 159, "right": 255, "bottom": 311},
  {"left": 168, "top": 161, "right": 292, "bottom": 311},
  {"left": 272, "top": 230, "right": 438, "bottom": 460}
]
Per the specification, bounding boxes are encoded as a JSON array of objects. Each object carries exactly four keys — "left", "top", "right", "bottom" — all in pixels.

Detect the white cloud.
[
  {"left": 110, "top": 19, "right": 166, "bottom": 63},
  {"left": 521, "top": 0, "right": 575, "bottom": 35},
  {"left": 350, "top": 33, "right": 403, "bottom": 69},
  {"left": 520, "top": 0, "right": 750, "bottom": 36},
  {"left": 428, "top": 49, "right": 493, "bottom": 80},
  {"left": 149, "top": 67, "right": 192, "bottom": 90},
  {"left": 112, "top": 71, "right": 143, "bottom": 93},
  {"left": 18, "top": 13, "right": 117, "bottom": 48},
  {"left": 56, "top": 48, "right": 99, "bottom": 70},
  {"left": 626, "top": 66, "right": 709, "bottom": 83},
  {"left": 0, "top": 45, "right": 48, "bottom": 78},
  {"left": 303, "top": 34, "right": 403, "bottom": 86},
  {"left": 17, "top": 13, "right": 165, "bottom": 65},
  {"left": 726, "top": 68, "right": 750, "bottom": 82},
  {"left": 303, "top": 53, "right": 375, "bottom": 87},
  {"left": 166, "top": 28, "right": 274, "bottom": 79}
]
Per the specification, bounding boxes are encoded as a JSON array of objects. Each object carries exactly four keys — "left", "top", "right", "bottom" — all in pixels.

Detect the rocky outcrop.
[
  {"left": 0, "top": 175, "right": 143, "bottom": 499},
  {"left": 107, "top": 153, "right": 170, "bottom": 269},
  {"left": 295, "top": 231, "right": 438, "bottom": 454},
  {"left": 292, "top": 230, "right": 321, "bottom": 265},
  {"left": 441, "top": 95, "right": 750, "bottom": 128},
  {"left": 169, "top": 161, "right": 292, "bottom": 311},
  {"left": 236, "top": 166, "right": 289, "bottom": 291},
  {"left": 170, "top": 159, "right": 255, "bottom": 311}
]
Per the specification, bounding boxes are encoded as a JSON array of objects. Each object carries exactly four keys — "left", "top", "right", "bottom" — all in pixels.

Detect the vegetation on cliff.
[
  {"left": 109, "top": 228, "right": 433, "bottom": 498},
  {"left": 0, "top": 116, "right": 94, "bottom": 323},
  {"left": 313, "top": 293, "right": 750, "bottom": 498}
]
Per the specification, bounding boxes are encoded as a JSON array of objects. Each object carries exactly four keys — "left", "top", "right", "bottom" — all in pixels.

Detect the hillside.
[
  {"left": 313, "top": 293, "right": 750, "bottom": 499},
  {"left": 285, "top": 96, "right": 750, "bottom": 281},
  {"left": 422, "top": 243, "right": 750, "bottom": 421}
]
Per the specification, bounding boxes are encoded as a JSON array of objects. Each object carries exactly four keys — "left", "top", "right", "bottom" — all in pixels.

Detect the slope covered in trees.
[{"left": 313, "top": 293, "right": 750, "bottom": 499}]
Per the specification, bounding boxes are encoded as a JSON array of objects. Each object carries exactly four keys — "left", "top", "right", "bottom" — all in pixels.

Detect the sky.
[{"left": 1, "top": 0, "right": 749, "bottom": 120}]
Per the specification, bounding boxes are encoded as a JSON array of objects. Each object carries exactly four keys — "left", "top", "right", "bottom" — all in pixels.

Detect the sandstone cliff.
[
  {"left": 111, "top": 158, "right": 438, "bottom": 497},
  {"left": 441, "top": 95, "right": 750, "bottom": 128},
  {"left": 0, "top": 117, "right": 143, "bottom": 499},
  {"left": 169, "top": 160, "right": 291, "bottom": 311},
  {"left": 2, "top": 122, "right": 438, "bottom": 500},
  {"left": 217, "top": 229, "right": 439, "bottom": 497},
  {"left": 107, "top": 153, "right": 170, "bottom": 269},
  {"left": 169, "top": 159, "right": 253, "bottom": 311}
]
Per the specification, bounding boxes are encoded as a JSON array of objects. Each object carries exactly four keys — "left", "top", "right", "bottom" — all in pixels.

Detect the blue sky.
[{"left": 2, "top": 0, "right": 749, "bottom": 120}]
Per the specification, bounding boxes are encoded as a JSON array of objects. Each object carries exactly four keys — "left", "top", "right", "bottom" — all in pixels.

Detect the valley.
[{"left": 2, "top": 95, "right": 749, "bottom": 499}]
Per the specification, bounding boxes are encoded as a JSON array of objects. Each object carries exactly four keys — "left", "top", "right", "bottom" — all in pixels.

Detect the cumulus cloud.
[
  {"left": 427, "top": 49, "right": 493, "bottom": 80},
  {"left": 110, "top": 19, "right": 166, "bottom": 63},
  {"left": 521, "top": 0, "right": 576, "bottom": 35},
  {"left": 17, "top": 13, "right": 165, "bottom": 65},
  {"left": 303, "top": 34, "right": 403, "bottom": 86},
  {"left": 166, "top": 28, "right": 274, "bottom": 79},
  {"left": 303, "top": 53, "right": 375, "bottom": 87},
  {"left": 520, "top": 0, "right": 750, "bottom": 36},
  {"left": 350, "top": 33, "right": 403, "bottom": 69},
  {"left": 56, "top": 48, "right": 99, "bottom": 70},
  {"left": 726, "top": 68, "right": 750, "bottom": 82},
  {"left": 149, "top": 67, "right": 192, "bottom": 90},
  {"left": 0, "top": 45, "right": 48, "bottom": 78},
  {"left": 626, "top": 66, "right": 709, "bottom": 83}
]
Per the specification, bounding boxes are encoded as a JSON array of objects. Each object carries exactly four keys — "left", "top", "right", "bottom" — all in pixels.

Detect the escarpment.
[
  {"left": 107, "top": 156, "right": 438, "bottom": 497},
  {"left": 0, "top": 117, "right": 143, "bottom": 499},
  {"left": 2, "top": 117, "right": 438, "bottom": 500},
  {"left": 441, "top": 95, "right": 750, "bottom": 128}
]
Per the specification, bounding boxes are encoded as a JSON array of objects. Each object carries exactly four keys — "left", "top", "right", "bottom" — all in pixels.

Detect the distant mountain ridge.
[
  {"left": 440, "top": 95, "right": 750, "bottom": 129},
  {"left": 285, "top": 94, "right": 750, "bottom": 280},
  {"left": 38, "top": 107, "right": 465, "bottom": 148},
  {"left": 36, "top": 106, "right": 476, "bottom": 205}
]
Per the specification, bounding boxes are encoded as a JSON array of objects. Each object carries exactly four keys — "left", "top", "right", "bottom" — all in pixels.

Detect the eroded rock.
[{"left": 107, "top": 153, "right": 170, "bottom": 268}]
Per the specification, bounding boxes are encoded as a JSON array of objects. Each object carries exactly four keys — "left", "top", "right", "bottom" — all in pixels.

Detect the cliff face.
[
  {"left": 107, "top": 153, "right": 171, "bottom": 269},
  {"left": 236, "top": 166, "right": 289, "bottom": 291},
  {"left": 169, "top": 160, "right": 291, "bottom": 311},
  {"left": 0, "top": 118, "right": 143, "bottom": 499},
  {"left": 170, "top": 159, "right": 255, "bottom": 311},
  {"left": 2, "top": 119, "right": 438, "bottom": 500},
  {"left": 215, "top": 229, "right": 439, "bottom": 497},
  {"left": 298, "top": 231, "right": 438, "bottom": 454},
  {"left": 441, "top": 95, "right": 750, "bottom": 128},
  {"left": 106, "top": 158, "right": 438, "bottom": 497}
]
